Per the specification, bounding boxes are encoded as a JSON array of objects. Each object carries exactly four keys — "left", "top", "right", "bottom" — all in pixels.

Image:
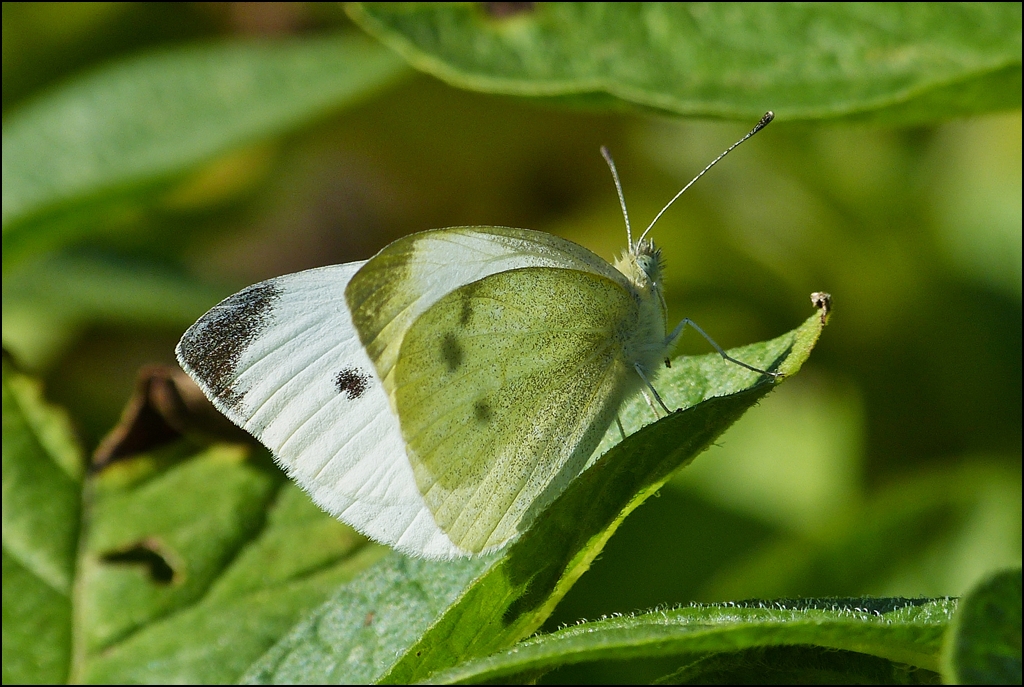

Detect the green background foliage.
[{"left": 2, "top": 2, "right": 1020, "bottom": 684}]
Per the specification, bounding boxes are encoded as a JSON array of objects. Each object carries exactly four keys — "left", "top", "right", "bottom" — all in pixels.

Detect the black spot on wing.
[
  {"left": 473, "top": 399, "right": 493, "bottom": 423},
  {"left": 335, "top": 367, "right": 371, "bottom": 400},
  {"left": 458, "top": 281, "right": 480, "bottom": 326},
  {"left": 176, "top": 281, "right": 280, "bottom": 411},
  {"left": 441, "top": 332, "right": 463, "bottom": 372}
]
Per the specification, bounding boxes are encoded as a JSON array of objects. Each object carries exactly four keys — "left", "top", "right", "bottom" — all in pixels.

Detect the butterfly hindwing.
[{"left": 393, "top": 267, "right": 640, "bottom": 553}]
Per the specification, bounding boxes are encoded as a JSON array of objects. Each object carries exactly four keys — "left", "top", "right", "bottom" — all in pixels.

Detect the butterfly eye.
[{"left": 637, "top": 255, "right": 657, "bottom": 280}]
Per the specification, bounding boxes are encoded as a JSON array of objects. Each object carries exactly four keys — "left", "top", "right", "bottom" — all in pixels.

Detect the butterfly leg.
[
  {"left": 639, "top": 388, "right": 661, "bottom": 418},
  {"left": 615, "top": 415, "right": 627, "bottom": 441},
  {"left": 635, "top": 363, "right": 673, "bottom": 414},
  {"left": 666, "top": 318, "right": 781, "bottom": 380}
]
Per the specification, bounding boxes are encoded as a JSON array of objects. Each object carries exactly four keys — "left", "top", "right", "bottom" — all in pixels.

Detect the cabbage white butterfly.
[{"left": 176, "top": 113, "right": 776, "bottom": 558}]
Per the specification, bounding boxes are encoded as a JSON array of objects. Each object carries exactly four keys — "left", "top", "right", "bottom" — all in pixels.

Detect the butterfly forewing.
[
  {"left": 176, "top": 263, "right": 462, "bottom": 557},
  {"left": 393, "top": 267, "right": 639, "bottom": 553}
]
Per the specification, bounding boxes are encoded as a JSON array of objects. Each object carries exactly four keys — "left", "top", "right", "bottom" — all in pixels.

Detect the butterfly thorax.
[{"left": 614, "top": 239, "right": 671, "bottom": 377}]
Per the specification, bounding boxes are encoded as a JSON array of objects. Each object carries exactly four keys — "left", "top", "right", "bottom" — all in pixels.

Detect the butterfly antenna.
[
  {"left": 601, "top": 146, "right": 633, "bottom": 250},
  {"left": 637, "top": 111, "right": 774, "bottom": 245}
]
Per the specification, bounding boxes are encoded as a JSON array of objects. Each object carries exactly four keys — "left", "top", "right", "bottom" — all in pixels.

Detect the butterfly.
[{"left": 176, "top": 112, "right": 776, "bottom": 558}]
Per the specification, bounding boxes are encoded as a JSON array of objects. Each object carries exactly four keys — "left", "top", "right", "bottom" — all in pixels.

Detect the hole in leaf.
[{"left": 100, "top": 539, "right": 180, "bottom": 584}]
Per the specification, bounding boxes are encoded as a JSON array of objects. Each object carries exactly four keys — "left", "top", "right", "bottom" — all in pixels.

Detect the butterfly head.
[
  {"left": 633, "top": 239, "right": 663, "bottom": 283},
  {"left": 615, "top": 238, "right": 664, "bottom": 295}
]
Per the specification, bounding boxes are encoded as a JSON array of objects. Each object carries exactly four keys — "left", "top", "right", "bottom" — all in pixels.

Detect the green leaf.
[
  {"left": 242, "top": 309, "right": 826, "bottom": 683},
  {"left": 943, "top": 569, "right": 1022, "bottom": 684},
  {"left": 79, "top": 444, "right": 279, "bottom": 656},
  {"left": 659, "top": 645, "right": 940, "bottom": 685},
  {"left": 72, "top": 445, "right": 387, "bottom": 683},
  {"left": 348, "top": 3, "right": 1021, "bottom": 123},
  {"left": 241, "top": 553, "right": 494, "bottom": 685},
  {"left": 2, "top": 358, "right": 84, "bottom": 684},
  {"left": 425, "top": 598, "right": 954, "bottom": 684},
  {"left": 1, "top": 33, "right": 408, "bottom": 267}
]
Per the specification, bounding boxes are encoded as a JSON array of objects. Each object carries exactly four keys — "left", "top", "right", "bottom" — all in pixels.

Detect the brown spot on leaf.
[{"left": 92, "top": 365, "right": 253, "bottom": 471}]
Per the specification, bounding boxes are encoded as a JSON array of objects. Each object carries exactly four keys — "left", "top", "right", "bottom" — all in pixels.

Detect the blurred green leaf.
[
  {"left": 1, "top": 33, "right": 408, "bottom": 267},
  {"left": 2, "top": 253, "right": 229, "bottom": 368},
  {"left": 242, "top": 310, "right": 825, "bottom": 683},
  {"left": 932, "top": 113, "right": 1023, "bottom": 300},
  {"left": 348, "top": 3, "right": 1021, "bottom": 123},
  {"left": 704, "top": 462, "right": 1023, "bottom": 602},
  {"left": 2, "top": 358, "right": 84, "bottom": 684},
  {"left": 2, "top": 252, "right": 221, "bottom": 324},
  {"left": 424, "top": 598, "right": 954, "bottom": 684},
  {"left": 670, "top": 373, "right": 864, "bottom": 533},
  {"left": 943, "top": 568, "right": 1022, "bottom": 685}
]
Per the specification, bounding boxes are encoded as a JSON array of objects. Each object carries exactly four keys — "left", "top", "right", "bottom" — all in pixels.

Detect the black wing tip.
[{"left": 175, "top": 280, "right": 282, "bottom": 412}]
